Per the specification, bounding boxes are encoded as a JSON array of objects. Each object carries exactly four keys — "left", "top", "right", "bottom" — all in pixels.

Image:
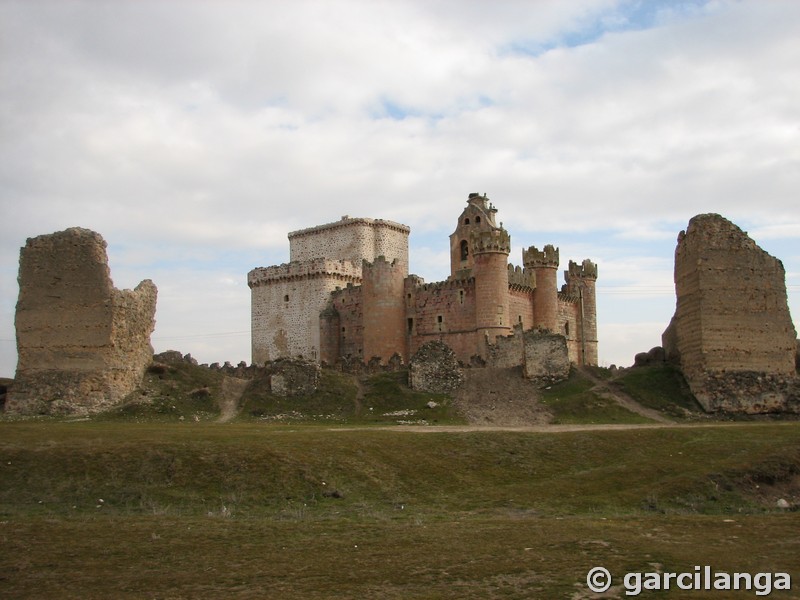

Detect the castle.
[{"left": 248, "top": 193, "right": 598, "bottom": 368}]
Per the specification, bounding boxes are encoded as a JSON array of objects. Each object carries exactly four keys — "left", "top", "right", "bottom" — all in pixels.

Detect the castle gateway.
[{"left": 248, "top": 194, "right": 597, "bottom": 367}]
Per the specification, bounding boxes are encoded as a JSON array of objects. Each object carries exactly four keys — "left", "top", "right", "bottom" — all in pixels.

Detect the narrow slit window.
[
  {"left": 407, "top": 318, "right": 413, "bottom": 333},
  {"left": 437, "top": 315, "right": 443, "bottom": 332},
  {"left": 284, "top": 294, "right": 289, "bottom": 302}
]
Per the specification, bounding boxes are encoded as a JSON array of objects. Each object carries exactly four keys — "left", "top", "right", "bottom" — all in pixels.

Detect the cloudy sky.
[{"left": 1, "top": 0, "right": 799, "bottom": 376}]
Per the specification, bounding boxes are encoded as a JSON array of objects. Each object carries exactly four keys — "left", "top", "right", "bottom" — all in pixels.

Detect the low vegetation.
[
  {"left": 2, "top": 363, "right": 798, "bottom": 598},
  {"left": 1, "top": 422, "right": 799, "bottom": 598}
]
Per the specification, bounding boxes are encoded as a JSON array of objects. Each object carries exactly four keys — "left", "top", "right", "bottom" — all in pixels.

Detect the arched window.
[
  {"left": 475, "top": 216, "right": 481, "bottom": 223},
  {"left": 460, "top": 239, "right": 469, "bottom": 261},
  {"left": 565, "top": 322, "right": 570, "bottom": 337},
  {"left": 464, "top": 218, "right": 470, "bottom": 225}
]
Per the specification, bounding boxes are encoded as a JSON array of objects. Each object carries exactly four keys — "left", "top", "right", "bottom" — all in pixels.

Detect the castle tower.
[
  {"left": 449, "top": 193, "right": 499, "bottom": 279},
  {"left": 471, "top": 227, "right": 512, "bottom": 352},
  {"left": 362, "top": 256, "right": 408, "bottom": 363},
  {"left": 318, "top": 303, "right": 341, "bottom": 365},
  {"left": 564, "top": 259, "right": 598, "bottom": 366},
  {"left": 523, "top": 244, "right": 560, "bottom": 332}
]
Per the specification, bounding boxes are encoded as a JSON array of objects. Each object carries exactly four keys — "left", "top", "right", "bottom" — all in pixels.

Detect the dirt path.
[
  {"left": 333, "top": 422, "right": 759, "bottom": 434},
  {"left": 453, "top": 366, "right": 552, "bottom": 426},
  {"left": 217, "top": 376, "right": 250, "bottom": 423},
  {"left": 577, "top": 366, "right": 674, "bottom": 424}
]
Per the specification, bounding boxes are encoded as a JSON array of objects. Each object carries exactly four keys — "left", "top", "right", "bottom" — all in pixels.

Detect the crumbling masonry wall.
[
  {"left": 662, "top": 214, "right": 798, "bottom": 413},
  {"left": 7, "top": 228, "right": 157, "bottom": 415}
]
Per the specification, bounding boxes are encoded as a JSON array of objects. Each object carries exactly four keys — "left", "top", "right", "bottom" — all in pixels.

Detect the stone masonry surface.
[
  {"left": 662, "top": 213, "right": 799, "bottom": 413},
  {"left": 7, "top": 228, "right": 157, "bottom": 415},
  {"left": 251, "top": 194, "right": 599, "bottom": 376}
]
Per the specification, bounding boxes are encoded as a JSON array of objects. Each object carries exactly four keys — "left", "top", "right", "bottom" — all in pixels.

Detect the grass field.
[{"left": 2, "top": 420, "right": 799, "bottom": 598}]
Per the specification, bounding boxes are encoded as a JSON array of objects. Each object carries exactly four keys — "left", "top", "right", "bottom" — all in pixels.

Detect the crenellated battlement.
[
  {"left": 566, "top": 258, "right": 598, "bottom": 281},
  {"left": 558, "top": 291, "right": 580, "bottom": 304},
  {"left": 289, "top": 216, "right": 410, "bottom": 239},
  {"left": 470, "top": 228, "right": 511, "bottom": 255},
  {"left": 362, "top": 255, "right": 404, "bottom": 272},
  {"left": 247, "top": 259, "right": 362, "bottom": 288},
  {"left": 523, "top": 244, "right": 559, "bottom": 269},
  {"left": 251, "top": 193, "right": 598, "bottom": 367},
  {"left": 507, "top": 264, "right": 536, "bottom": 289},
  {"left": 415, "top": 277, "right": 474, "bottom": 292}
]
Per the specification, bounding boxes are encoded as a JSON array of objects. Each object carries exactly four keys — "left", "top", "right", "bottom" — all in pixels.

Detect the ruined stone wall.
[
  {"left": 662, "top": 213, "right": 798, "bottom": 413},
  {"left": 522, "top": 330, "right": 570, "bottom": 382},
  {"left": 288, "top": 217, "right": 409, "bottom": 270},
  {"left": 248, "top": 260, "right": 361, "bottom": 364},
  {"left": 7, "top": 228, "right": 157, "bottom": 415},
  {"left": 486, "top": 326, "right": 569, "bottom": 382},
  {"left": 408, "top": 340, "right": 464, "bottom": 393}
]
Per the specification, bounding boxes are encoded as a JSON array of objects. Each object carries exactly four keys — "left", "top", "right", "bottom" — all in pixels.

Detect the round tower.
[
  {"left": 564, "top": 259, "right": 598, "bottom": 366},
  {"left": 471, "top": 227, "right": 511, "bottom": 353},
  {"left": 362, "top": 256, "right": 408, "bottom": 364},
  {"left": 523, "top": 244, "right": 560, "bottom": 332}
]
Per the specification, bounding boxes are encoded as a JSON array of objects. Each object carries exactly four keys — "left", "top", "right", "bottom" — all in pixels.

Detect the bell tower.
[{"left": 449, "top": 193, "right": 499, "bottom": 279}]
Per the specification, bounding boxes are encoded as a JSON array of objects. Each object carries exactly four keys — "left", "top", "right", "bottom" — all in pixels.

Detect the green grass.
[
  {"left": 1, "top": 421, "right": 799, "bottom": 598},
  {"left": 358, "top": 371, "right": 459, "bottom": 424},
  {"left": 616, "top": 364, "right": 705, "bottom": 419},
  {"left": 539, "top": 368, "right": 653, "bottom": 424},
  {"left": 239, "top": 369, "right": 463, "bottom": 425},
  {"left": 240, "top": 368, "right": 359, "bottom": 422},
  {"left": 104, "top": 361, "right": 224, "bottom": 422},
  {"left": 2, "top": 422, "right": 800, "bottom": 598}
]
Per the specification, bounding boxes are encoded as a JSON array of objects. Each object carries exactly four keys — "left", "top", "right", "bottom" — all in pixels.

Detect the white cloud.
[{"left": 1, "top": 0, "right": 799, "bottom": 376}]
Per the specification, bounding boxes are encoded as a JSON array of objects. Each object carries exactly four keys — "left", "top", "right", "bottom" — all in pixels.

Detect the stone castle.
[{"left": 248, "top": 193, "right": 598, "bottom": 370}]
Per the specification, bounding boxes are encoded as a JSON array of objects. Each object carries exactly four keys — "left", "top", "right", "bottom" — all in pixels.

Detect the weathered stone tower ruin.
[
  {"left": 662, "top": 213, "right": 798, "bottom": 413},
  {"left": 7, "top": 228, "right": 157, "bottom": 415}
]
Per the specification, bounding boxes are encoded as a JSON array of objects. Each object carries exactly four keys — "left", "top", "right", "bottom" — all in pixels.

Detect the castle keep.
[{"left": 249, "top": 194, "right": 598, "bottom": 368}]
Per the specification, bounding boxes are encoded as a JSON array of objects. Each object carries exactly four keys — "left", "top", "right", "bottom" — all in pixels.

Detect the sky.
[{"left": 1, "top": 0, "right": 799, "bottom": 376}]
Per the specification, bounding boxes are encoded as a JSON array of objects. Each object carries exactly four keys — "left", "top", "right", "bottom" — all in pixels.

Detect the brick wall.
[
  {"left": 362, "top": 257, "right": 407, "bottom": 363},
  {"left": 408, "top": 278, "right": 478, "bottom": 363}
]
